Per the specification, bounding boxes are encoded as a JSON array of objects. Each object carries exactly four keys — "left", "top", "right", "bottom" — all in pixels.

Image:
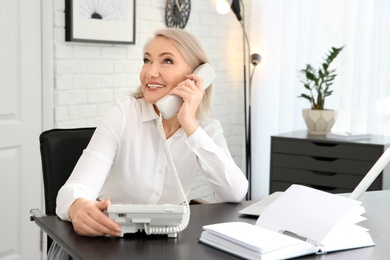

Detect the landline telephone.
[
  {"left": 156, "top": 63, "right": 216, "bottom": 119},
  {"left": 107, "top": 63, "right": 216, "bottom": 238}
]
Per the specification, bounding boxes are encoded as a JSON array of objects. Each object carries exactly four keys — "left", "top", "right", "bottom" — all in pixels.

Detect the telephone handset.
[{"left": 156, "top": 63, "right": 216, "bottom": 119}]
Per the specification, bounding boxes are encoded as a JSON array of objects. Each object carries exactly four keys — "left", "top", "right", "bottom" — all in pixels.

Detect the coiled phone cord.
[{"left": 144, "top": 114, "right": 190, "bottom": 235}]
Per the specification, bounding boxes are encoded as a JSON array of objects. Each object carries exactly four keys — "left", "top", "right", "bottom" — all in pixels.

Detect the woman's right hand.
[{"left": 68, "top": 198, "right": 122, "bottom": 237}]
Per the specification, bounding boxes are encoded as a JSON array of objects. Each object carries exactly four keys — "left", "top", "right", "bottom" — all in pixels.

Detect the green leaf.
[{"left": 297, "top": 45, "right": 344, "bottom": 109}]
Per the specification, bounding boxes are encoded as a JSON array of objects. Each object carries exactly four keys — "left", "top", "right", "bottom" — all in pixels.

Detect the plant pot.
[{"left": 302, "top": 108, "right": 337, "bottom": 135}]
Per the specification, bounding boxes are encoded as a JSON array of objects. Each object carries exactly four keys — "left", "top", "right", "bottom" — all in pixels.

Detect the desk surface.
[{"left": 33, "top": 190, "right": 390, "bottom": 260}]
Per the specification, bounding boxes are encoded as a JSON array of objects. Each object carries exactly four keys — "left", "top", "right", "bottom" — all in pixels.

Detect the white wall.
[{"left": 51, "top": 0, "right": 251, "bottom": 201}]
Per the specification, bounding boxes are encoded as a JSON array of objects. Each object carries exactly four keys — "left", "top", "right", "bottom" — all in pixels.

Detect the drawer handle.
[
  {"left": 309, "top": 185, "right": 336, "bottom": 191},
  {"left": 312, "top": 156, "right": 337, "bottom": 162},
  {"left": 312, "top": 171, "right": 337, "bottom": 176},
  {"left": 312, "top": 142, "right": 338, "bottom": 147}
]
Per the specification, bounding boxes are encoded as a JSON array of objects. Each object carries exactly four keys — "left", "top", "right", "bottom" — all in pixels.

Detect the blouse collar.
[
  {"left": 141, "top": 98, "right": 159, "bottom": 122},
  {"left": 140, "top": 98, "right": 185, "bottom": 138}
]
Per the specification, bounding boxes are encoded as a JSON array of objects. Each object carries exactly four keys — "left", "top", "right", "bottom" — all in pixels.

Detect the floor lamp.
[{"left": 216, "top": 0, "right": 261, "bottom": 200}]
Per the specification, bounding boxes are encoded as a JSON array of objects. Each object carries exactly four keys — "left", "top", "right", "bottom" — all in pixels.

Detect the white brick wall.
[{"left": 53, "top": 0, "right": 250, "bottom": 202}]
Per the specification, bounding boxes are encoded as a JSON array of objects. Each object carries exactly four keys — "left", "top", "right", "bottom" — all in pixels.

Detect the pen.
[{"left": 279, "top": 230, "right": 323, "bottom": 247}]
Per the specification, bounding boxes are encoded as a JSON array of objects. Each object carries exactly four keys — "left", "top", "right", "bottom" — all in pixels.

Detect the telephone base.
[{"left": 107, "top": 204, "right": 185, "bottom": 238}]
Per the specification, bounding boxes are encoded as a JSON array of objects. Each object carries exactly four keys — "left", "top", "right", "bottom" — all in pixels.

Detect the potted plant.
[{"left": 298, "top": 46, "right": 344, "bottom": 135}]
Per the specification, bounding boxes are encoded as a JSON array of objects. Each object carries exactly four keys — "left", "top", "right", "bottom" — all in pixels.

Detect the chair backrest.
[
  {"left": 39, "top": 127, "right": 95, "bottom": 252},
  {"left": 39, "top": 127, "right": 96, "bottom": 215}
]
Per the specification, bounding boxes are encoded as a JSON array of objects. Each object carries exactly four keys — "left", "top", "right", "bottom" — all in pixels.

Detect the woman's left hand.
[{"left": 170, "top": 73, "right": 205, "bottom": 136}]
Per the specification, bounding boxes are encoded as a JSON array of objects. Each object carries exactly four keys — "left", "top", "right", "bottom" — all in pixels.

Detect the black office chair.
[{"left": 39, "top": 127, "right": 96, "bottom": 251}]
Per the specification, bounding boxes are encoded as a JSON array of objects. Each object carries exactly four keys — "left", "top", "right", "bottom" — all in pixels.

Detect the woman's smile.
[{"left": 147, "top": 83, "right": 165, "bottom": 89}]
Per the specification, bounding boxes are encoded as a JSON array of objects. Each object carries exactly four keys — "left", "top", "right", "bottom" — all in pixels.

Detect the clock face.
[{"left": 165, "top": 0, "right": 191, "bottom": 29}]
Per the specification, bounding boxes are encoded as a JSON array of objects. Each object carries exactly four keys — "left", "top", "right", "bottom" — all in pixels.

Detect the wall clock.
[{"left": 165, "top": 0, "right": 191, "bottom": 29}]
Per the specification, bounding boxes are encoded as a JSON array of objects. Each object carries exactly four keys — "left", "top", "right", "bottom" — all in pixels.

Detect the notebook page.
[{"left": 255, "top": 185, "right": 362, "bottom": 243}]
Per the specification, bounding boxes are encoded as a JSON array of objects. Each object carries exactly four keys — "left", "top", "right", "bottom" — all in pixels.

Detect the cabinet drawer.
[
  {"left": 270, "top": 181, "right": 351, "bottom": 194},
  {"left": 271, "top": 154, "right": 374, "bottom": 176},
  {"left": 272, "top": 139, "right": 383, "bottom": 161},
  {"left": 271, "top": 167, "right": 382, "bottom": 190}
]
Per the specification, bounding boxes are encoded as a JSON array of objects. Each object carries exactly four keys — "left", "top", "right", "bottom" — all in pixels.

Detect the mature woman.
[{"left": 56, "top": 28, "right": 248, "bottom": 237}]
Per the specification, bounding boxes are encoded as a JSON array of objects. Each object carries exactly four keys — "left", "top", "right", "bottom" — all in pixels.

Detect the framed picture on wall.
[{"left": 65, "top": 0, "right": 136, "bottom": 44}]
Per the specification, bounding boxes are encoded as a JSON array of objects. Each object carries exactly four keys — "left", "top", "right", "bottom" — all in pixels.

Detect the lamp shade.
[
  {"left": 230, "top": 0, "right": 242, "bottom": 21},
  {"left": 251, "top": 53, "right": 261, "bottom": 66}
]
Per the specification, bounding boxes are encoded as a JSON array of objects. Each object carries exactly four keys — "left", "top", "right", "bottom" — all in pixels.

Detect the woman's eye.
[
  {"left": 163, "top": 58, "right": 173, "bottom": 64},
  {"left": 143, "top": 58, "right": 151, "bottom": 64}
]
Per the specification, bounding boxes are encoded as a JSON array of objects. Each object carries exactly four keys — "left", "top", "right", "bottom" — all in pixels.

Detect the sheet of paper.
[{"left": 255, "top": 185, "right": 362, "bottom": 242}]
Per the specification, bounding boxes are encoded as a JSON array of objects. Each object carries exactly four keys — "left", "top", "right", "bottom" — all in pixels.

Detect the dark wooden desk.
[{"left": 32, "top": 190, "right": 390, "bottom": 260}]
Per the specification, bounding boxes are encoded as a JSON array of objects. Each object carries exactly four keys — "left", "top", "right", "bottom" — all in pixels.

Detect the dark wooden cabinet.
[{"left": 270, "top": 131, "right": 390, "bottom": 193}]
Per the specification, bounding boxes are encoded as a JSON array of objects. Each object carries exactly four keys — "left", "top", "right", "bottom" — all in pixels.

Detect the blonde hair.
[{"left": 132, "top": 28, "right": 213, "bottom": 121}]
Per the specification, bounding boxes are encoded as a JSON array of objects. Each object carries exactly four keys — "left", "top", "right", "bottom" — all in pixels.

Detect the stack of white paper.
[{"left": 326, "top": 132, "right": 371, "bottom": 141}]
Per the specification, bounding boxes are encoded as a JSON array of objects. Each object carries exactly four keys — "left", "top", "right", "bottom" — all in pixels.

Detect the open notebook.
[
  {"left": 200, "top": 184, "right": 375, "bottom": 259},
  {"left": 240, "top": 147, "right": 390, "bottom": 216}
]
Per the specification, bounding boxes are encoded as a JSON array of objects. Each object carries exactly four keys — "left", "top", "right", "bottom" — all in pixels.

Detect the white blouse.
[{"left": 56, "top": 97, "right": 248, "bottom": 221}]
